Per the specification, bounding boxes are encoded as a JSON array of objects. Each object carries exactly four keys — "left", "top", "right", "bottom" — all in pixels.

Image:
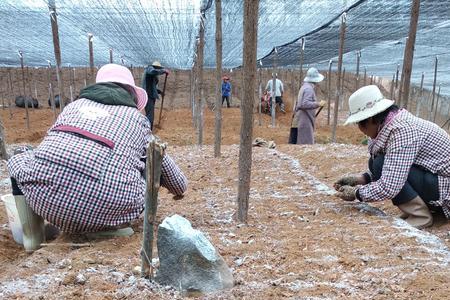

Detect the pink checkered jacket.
[{"left": 8, "top": 99, "right": 187, "bottom": 232}]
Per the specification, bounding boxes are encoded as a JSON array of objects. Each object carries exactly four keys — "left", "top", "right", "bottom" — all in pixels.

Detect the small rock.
[
  {"left": 132, "top": 266, "right": 141, "bottom": 275},
  {"left": 83, "top": 258, "right": 98, "bottom": 264},
  {"left": 57, "top": 258, "right": 72, "bottom": 269},
  {"left": 110, "top": 271, "right": 125, "bottom": 283},
  {"left": 75, "top": 273, "right": 87, "bottom": 285}
]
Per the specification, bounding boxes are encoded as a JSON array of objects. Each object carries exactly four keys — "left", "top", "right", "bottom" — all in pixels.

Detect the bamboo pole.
[
  {"left": 341, "top": 67, "right": 346, "bottom": 110},
  {"left": 327, "top": 60, "right": 332, "bottom": 125},
  {"left": 140, "top": 137, "right": 165, "bottom": 279},
  {"left": 331, "top": 13, "right": 346, "bottom": 143},
  {"left": 214, "top": 0, "right": 223, "bottom": 158},
  {"left": 271, "top": 48, "right": 278, "bottom": 127},
  {"left": 237, "top": 0, "right": 259, "bottom": 223},
  {"left": 26, "top": 67, "right": 35, "bottom": 109},
  {"left": 18, "top": 51, "right": 30, "bottom": 129},
  {"left": 429, "top": 56, "right": 438, "bottom": 121},
  {"left": 49, "top": 3, "right": 65, "bottom": 111},
  {"left": 415, "top": 72, "right": 424, "bottom": 117},
  {"left": 355, "top": 50, "right": 361, "bottom": 90},
  {"left": 399, "top": 0, "right": 421, "bottom": 109},
  {"left": 109, "top": 48, "right": 113, "bottom": 64}
]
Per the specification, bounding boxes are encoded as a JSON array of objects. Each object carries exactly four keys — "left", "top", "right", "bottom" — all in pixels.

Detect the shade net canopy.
[
  {"left": 0, "top": 0, "right": 448, "bottom": 95},
  {"left": 0, "top": 0, "right": 202, "bottom": 68}
]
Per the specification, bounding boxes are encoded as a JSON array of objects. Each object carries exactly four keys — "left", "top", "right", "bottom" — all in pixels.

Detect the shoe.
[
  {"left": 398, "top": 196, "right": 433, "bottom": 229},
  {"left": 14, "top": 195, "right": 45, "bottom": 252}
]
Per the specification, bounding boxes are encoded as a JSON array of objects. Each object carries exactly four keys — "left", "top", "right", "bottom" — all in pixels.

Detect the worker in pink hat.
[{"left": 7, "top": 64, "right": 187, "bottom": 246}]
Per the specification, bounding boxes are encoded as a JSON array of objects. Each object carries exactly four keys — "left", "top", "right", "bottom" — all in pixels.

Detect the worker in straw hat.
[
  {"left": 290, "top": 67, "right": 326, "bottom": 144},
  {"left": 221, "top": 75, "right": 232, "bottom": 108},
  {"left": 334, "top": 85, "right": 450, "bottom": 229},
  {"left": 141, "top": 60, "right": 170, "bottom": 129},
  {"left": 7, "top": 64, "right": 187, "bottom": 250}
]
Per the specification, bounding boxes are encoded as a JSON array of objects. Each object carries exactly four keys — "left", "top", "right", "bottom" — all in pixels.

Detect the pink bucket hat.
[{"left": 96, "top": 64, "right": 148, "bottom": 110}]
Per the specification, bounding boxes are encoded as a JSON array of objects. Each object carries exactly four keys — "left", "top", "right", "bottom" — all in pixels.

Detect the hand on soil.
[
  {"left": 333, "top": 175, "right": 363, "bottom": 190},
  {"left": 336, "top": 185, "right": 357, "bottom": 201}
]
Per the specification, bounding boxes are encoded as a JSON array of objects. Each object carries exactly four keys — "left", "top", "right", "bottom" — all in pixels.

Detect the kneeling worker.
[{"left": 335, "top": 85, "right": 450, "bottom": 229}]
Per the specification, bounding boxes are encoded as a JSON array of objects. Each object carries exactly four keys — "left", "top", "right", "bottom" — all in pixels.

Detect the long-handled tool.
[
  {"left": 315, "top": 105, "right": 324, "bottom": 117},
  {"left": 157, "top": 73, "right": 168, "bottom": 127}
]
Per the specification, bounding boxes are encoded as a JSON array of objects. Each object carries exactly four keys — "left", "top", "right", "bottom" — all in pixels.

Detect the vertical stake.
[
  {"left": 331, "top": 13, "right": 346, "bottom": 143},
  {"left": 18, "top": 51, "right": 30, "bottom": 129}
]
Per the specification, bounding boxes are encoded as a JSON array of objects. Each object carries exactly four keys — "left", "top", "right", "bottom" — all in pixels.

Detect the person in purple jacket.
[{"left": 294, "top": 67, "right": 326, "bottom": 144}]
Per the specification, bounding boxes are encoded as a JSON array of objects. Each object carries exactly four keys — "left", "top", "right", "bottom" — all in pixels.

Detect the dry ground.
[{"left": 0, "top": 106, "right": 449, "bottom": 299}]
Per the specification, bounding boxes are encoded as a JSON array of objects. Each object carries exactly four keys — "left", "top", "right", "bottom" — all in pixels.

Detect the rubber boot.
[
  {"left": 398, "top": 196, "right": 433, "bottom": 229},
  {"left": 14, "top": 195, "right": 45, "bottom": 252}
]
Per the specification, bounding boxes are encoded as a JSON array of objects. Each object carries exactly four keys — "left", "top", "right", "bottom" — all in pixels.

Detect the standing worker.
[
  {"left": 265, "top": 74, "right": 285, "bottom": 113},
  {"left": 141, "top": 61, "right": 169, "bottom": 129},
  {"left": 294, "top": 67, "right": 326, "bottom": 144},
  {"left": 221, "top": 76, "right": 232, "bottom": 108},
  {"left": 335, "top": 85, "right": 450, "bottom": 229}
]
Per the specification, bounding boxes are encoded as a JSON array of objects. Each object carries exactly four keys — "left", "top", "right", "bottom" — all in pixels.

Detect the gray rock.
[{"left": 156, "top": 215, "right": 234, "bottom": 294}]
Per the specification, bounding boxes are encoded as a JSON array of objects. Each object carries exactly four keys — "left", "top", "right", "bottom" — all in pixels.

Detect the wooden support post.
[
  {"left": 399, "top": 0, "right": 420, "bottom": 109},
  {"left": 7, "top": 69, "right": 14, "bottom": 118},
  {"left": 433, "top": 84, "right": 441, "bottom": 123},
  {"left": 196, "top": 11, "right": 206, "bottom": 146},
  {"left": 49, "top": 3, "right": 65, "bottom": 110},
  {"left": 390, "top": 74, "right": 395, "bottom": 100},
  {"left": 341, "top": 67, "right": 346, "bottom": 110},
  {"left": 1, "top": 76, "right": 4, "bottom": 110},
  {"left": 327, "top": 60, "right": 332, "bottom": 125},
  {"left": 109, "top": 48, "right": 113, "bottom": 64},
  {"left": 299, "top": 38, "right": 305, "bottom": 89},
  {"left": 258, "top": 62, "right": 262, "bottom": 126},
  {"left": 429, "top": 56, "right": 438, "bottom": 121},
  {"left": 355, "top": 50, "right": 361, "bottom": 90},
  {"left": 363, "top": 67, "right": 367, "bottom": 86},
  {"left": 47, "top": 62, "right": 57, "bottom": 120},
  {"left": 271, "top": 48, "right": 278, "bottom": 127},
  {"left": 7, "top": 72, "right": 13, "bottom": 118},
  {"left": 214, "top": 0, "right": 223, "bottom": 158},
  {"left": 0, "top": 120, "right": 8, "bottom": 160},
  {"left": 26, "top": 67, "right": 35, "bottom": 109},
  {"left": 415, "top": 72, "right": 424, "bottom": 117},
  {"left": 18, "top": 51, "right": 30, "bottom": 129},
  {"left": 370, "top": 75, "right": 373, "bottom": 85},
  {"left": 140, "top": 137, "right": 165, "bottom": 279},
  {"left": 237, "top": 0, "right": 259, "bottom": 223},
  {"left": 331, "top": 13, "right": 346, "bottom": 143},
  {"left": 88, "top": 33, "right": 94, "bottom": 84}
]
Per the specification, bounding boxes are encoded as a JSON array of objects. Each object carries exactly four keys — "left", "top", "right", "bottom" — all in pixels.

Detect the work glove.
[
  {"left": 319, "top": 100, "right": 327, "bottom": 107},
  {"left": 333, "top": 175, "right": 364, "bottom": 190},
  {"left": 336, "top": 185, "right": 358, "bottom": 202}
]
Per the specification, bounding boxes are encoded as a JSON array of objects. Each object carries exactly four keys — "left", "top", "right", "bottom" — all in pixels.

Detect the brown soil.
[{"left": 0, "top": 71, "right": 449, "bottom": 299}]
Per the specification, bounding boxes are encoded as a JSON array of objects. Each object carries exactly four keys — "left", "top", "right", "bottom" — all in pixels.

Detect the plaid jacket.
[
  {"left": 8, "top": 99, "right": 187, "bottom": 232},
  {"left": 359, "top": 110, "right": 450, "bottom": 218}
]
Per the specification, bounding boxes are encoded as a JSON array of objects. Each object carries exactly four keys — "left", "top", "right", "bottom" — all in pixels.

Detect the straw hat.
[
  {"left": 344, "top": 85, "right": 394, "bottom": 125},
  {"left": 152, "top": 61, "right": 162, "bottom": 68},
  {"left": 222, "top": 75, "right": 229, "bottom": 80},
  {"left": 304, "top": 67, "right": 324, "bottom": 83},
  {"left": 96, "top": 64, "right": 148, "bottom": 110}
]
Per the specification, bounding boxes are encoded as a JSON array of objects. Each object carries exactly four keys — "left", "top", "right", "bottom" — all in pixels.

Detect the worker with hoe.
[
  {"left": 141, "top": 60, "right": 170, "bottom": 129},
  {"left": 7, "top": 64, "right": 187, "bottom": 251},
  {"left": 290, "top": 67, "right": 326, "bottom": 144},
  {"left": 335, "top": 85, "right": 450, "bottom": 229}
]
